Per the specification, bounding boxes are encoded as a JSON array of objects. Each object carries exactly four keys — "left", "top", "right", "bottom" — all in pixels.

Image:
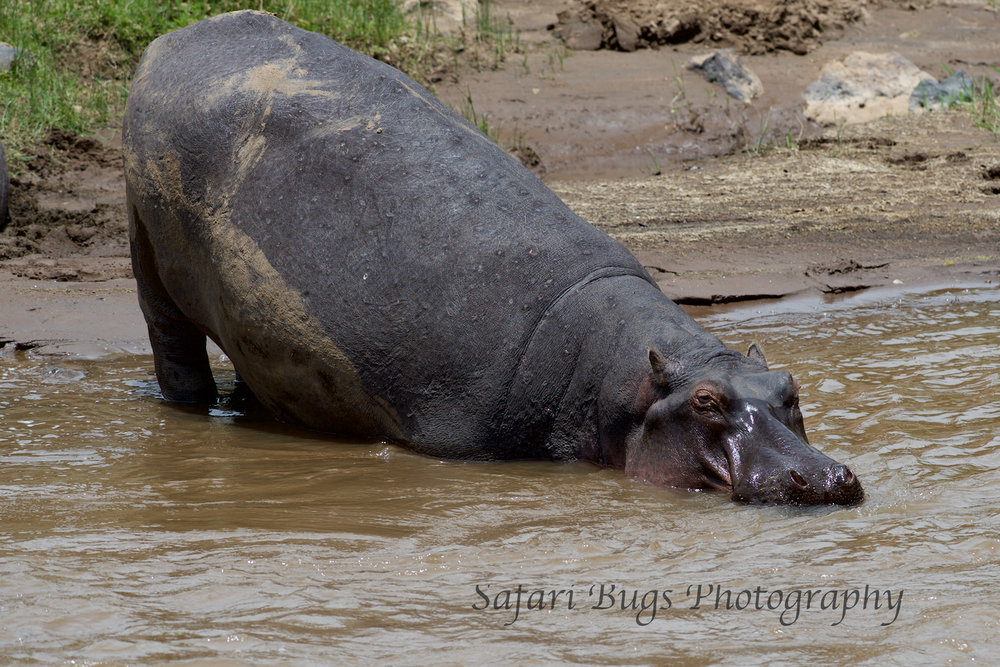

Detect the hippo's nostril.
[
  {"left": 831, "top": 464, "right": 854, "bottom": 485},
  {"left": 789, "top": 469, "right": 807, "bottom": 487}
]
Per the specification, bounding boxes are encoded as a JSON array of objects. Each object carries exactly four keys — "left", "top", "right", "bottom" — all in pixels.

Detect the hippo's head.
[{"left": 623, "top": 345, "right": 863, "bottom": 506}]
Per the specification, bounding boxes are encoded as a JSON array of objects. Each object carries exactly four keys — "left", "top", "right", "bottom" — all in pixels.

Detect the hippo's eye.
[{"left": 692, "top": 386, "right": 723, "bottom": 412}]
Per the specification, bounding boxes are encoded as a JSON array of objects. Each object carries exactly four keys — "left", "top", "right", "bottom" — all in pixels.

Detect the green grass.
[
  {"left": 964, "top": 69, "right": 1000, "bottom": 139},
  {"left": 460, "top": 88, "right": 503, "bottom": 144},
  {"left": 922, "top": 65, "right": 1000, "bottom": 139},
  {"left": 469, "top": 0, "right": 519, "bottom": 71},
  {"left": 0, "top": 0, "right": 433, "bottom": 167}
]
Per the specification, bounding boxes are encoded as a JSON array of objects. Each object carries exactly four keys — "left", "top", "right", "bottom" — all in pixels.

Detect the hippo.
[
  {"left": 123, "top": 11, "right": 862, "bottom": 506},
  {"left": 1, "top": 141, "right": 8, "bottom": 231}
]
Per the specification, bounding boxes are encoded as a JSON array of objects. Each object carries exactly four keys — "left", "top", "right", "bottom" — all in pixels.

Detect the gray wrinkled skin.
[{"left": 123, "top": 11, "right": 862, "bottom": 506}]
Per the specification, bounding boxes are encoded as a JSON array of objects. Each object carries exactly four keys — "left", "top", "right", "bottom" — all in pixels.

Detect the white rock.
[{"left": 803, "top": 51, "right": 935, "bottom": 126}]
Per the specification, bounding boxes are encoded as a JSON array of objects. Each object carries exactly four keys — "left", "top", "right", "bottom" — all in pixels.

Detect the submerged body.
[{"left": 123, "top": 11, "right": 862, "bottom": 505}]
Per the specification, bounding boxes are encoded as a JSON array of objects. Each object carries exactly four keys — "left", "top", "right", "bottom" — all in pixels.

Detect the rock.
[
  {"left": 803, "top": 51, "right": 935, "bottom": 126},
  {"left": 612, "top": 13, "right": 640, "bottom": 52},
  {"left": 658, "top": 14, "right": 702, "bottom": 43},
  {"left": 1, "top": 42, "right": 24, "bottom": 71},
  {"left": 687, "top": 49, "right": 763, "bottom": 102},
  {"left": 554, "top": 10, "right": 604, "bottom": 51},
  {"left": 909, "top": 70, "right": 974, "bottom": 111}
]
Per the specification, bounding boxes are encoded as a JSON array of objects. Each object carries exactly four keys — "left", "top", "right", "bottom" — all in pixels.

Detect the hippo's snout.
[
  {"left": 741, "top": 461, "right": 863, "bottom": 506},
  {"left": 720, "top": 394, "right": 866, "bottom": 506},
  {"left": 787, "top": 463, "right": 864, "bottom": 505}
]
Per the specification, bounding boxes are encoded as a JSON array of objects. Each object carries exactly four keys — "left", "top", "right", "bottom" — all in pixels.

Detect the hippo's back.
[{"left": 123, "top": 11, "right": 654, "bottom": 456}]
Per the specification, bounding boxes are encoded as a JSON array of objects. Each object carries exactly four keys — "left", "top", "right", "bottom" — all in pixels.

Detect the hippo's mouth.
[{"left": 700, "top": 453, "right": 735, "bottom": 494}]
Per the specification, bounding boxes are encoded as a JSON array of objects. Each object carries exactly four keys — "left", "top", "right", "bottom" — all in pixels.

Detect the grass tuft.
[
  {"left": 470, "top": 0, "right": 519, "bottom": 71},
  {"left": 460, "top": 87, "right": 503, "bottom": 144},
  {"left": 924, "top": 65, "right": 1000, "bottom": 139},
  {"left": 965, "top": 69, "right": 1000, "bottom": 139}
]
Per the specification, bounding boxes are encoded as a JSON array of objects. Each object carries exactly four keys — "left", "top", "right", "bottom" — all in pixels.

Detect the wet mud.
[{"left": 0, "top": 130, "right": 130, "bottom": 282}]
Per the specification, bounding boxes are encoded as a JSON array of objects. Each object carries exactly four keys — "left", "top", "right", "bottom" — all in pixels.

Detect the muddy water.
[{"left": 1, "top": 284, "right": 997, "bottom": 663}]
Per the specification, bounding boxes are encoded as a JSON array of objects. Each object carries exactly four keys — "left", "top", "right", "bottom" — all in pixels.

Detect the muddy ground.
[{"left": 1, "top": 0, "right": 998, "bottom": 353}]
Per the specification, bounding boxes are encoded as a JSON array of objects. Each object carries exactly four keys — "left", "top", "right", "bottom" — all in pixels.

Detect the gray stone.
[
  {"left": 612, "top": 13, "right": 640, "bottom": 52},
  {"left": 555, "top": 12, "right": 604, "bottom": 51},
  {"left": 0, "top": 42, "right": 25, "bottom": 71},
  {"left": 688, "top": 49, "right": 763, "bottom": 102},
  {"left": 909, "top": 70, "right": 974, "bottom": 110}
]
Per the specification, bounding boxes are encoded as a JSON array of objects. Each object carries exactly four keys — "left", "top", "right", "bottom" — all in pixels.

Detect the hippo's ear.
[
  {"left": 648, "top": 347, "right": 680, "bottom": 389},
  {"left": 747, "top": 343, "right": 768, "bottom": 369}
]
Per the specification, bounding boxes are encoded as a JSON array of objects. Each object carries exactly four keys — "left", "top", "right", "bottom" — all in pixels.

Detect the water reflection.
[{"left": 0, "top": 284, "right": 997, "bottom": 662}]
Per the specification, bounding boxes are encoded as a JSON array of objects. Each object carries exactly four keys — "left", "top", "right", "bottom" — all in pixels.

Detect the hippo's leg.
[{"left": 129, "top": 205, "right": 217, "bottom": 404}]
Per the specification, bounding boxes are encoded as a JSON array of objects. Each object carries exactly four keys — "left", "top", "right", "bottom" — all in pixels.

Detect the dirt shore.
[{"left": 1, "top": 0, "right": 998, "bottom": 356}]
